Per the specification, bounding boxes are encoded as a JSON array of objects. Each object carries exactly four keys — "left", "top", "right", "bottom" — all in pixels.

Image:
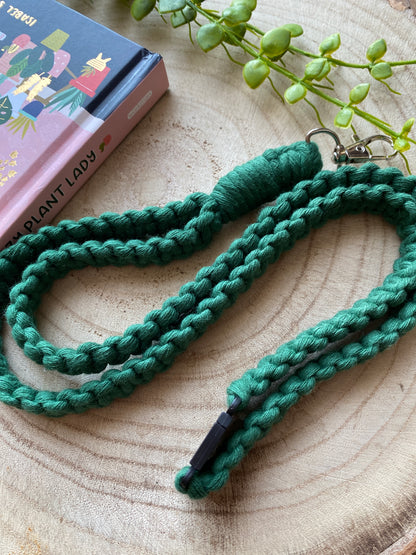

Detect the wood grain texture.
[{"left": 1, "top": 1, "right": 416, "bottom": 553}]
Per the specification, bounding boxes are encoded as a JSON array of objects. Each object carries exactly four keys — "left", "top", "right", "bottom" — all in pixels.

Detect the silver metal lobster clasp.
[{"left": 305, "top": 127, "right": 398, "bottom": 165}]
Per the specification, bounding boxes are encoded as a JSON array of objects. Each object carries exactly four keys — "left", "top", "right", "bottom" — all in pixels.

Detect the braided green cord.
[
  {"left": 0, "top": 141, "right": 321, "bottom": 415},
  {"left": 1, "top": 138, "right": 416, "bottom": 498},
  {"left": 175, "top": 163, "right": 416, "bottom": 498}
]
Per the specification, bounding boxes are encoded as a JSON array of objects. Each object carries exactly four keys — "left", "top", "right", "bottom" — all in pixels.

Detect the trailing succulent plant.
[{"left": 127, "top": 0, "right": 415, "bottom": 167}]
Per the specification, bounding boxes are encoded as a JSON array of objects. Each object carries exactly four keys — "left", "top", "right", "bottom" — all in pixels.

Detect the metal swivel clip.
[{"left": 305, "top": 127, "right": 398, "bottom": 165}]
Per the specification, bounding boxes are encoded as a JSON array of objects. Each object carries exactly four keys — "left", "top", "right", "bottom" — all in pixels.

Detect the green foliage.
[
  {"left": 281, "top": 23, "right": 303, "bottom": 37},
  {"left": 303, "top": 58, "right": 327, "bottom": 81},
  {"left": 6, "top": 114, "right": 36, "bottom": 138},
  {"left": 371, "top": 61, "right": 393, "bottom": 80},
  {"left": 260, "top": 27, "right": 291, "bottom": 58},
  {"left": 349, "top": 83, "right": 370, "bottom": 104},
  {"left": 231, "top": 0, "right": 256, "bottom": 9},
  {"left": 196, "top": 23, "right": 225, "bottom": 52},
  {"left": 0, "top": 96, "right": 12, "bottom": 125},
  {"left": 284, "top": 82, "right": 307, "bottom": 104},
  {"left": 6, "top": 57, "right": 28, "bottom": 77},
  {"left": 314, "top": 59, "right": 332, "bottom": 81},
  {"left": 12, "top": 46, "right": 55, "bottom": 78},
  {"left": 319, "top": 33, "right": 341, "bottom": 56},
  {"left": 394, "top": 118, "right": 415, "bottom": 152},
  {"left": 131, "top": 0, "right": 156, "bottom": 20},
  {"left": 223, "top": 23, "right": 246, "bottom": 44},
  {"left": 125, "top": 0, "right": 416, "bottom": 160},
  {"left": 222, "top": 4, "right": 251, "bottom": 25},
  {"left": 366, "top": 38, "right": 387, "bottom": 62},
  {"left": 170, "top": 6, "right": 196, "bottom": 27},
  {"left": 159, "top": 0, "right": 186, "bottom": 13},
  {"left": 401, "top": 118, "right": 415, "bottom": 135},
  {"left": 334, "top": 107, "right": 354, "bottom": 128},
  {"left": 48, "top": 87, "right": 87, "bottom": 115},
  {"left": 243, "top": 58, "right": 269, "bottom": 88}
]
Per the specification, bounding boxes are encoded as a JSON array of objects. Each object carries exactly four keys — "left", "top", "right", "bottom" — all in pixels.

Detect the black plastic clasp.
[{"left": 180, "top": 396, "right": 242, "bottom": 491}]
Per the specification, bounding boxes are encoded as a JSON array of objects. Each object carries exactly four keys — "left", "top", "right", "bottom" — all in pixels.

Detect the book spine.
[{"left": 2, "top": 59, "right": 168, "bottom": 250}]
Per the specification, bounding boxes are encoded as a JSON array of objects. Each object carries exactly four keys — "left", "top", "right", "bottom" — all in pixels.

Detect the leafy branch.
[{"left": 128, "top": 0, "right": 416, "bottom": 164}]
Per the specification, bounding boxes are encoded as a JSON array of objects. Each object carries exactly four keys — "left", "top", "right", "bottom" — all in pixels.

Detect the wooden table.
[{"left": 2, "top": 1, "right": 416, "bottom": 553}]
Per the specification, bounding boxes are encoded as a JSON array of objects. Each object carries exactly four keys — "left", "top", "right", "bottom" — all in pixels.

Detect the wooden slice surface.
[{"left": 2, "top": 1, "right": 416, "bottom": 553}]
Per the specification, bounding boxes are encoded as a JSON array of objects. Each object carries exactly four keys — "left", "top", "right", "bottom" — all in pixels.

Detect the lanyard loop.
[
  {"left": 175, "top": 160, "right": 416, "bottom": 497},
  {"left": 1, "top": 138, "right": 416, "bottom": 498},
  {"left": 0, "top": 140, "right": 322, "bottom": 410}
]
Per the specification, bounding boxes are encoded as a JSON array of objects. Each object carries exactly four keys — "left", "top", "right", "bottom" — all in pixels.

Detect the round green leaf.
[
  {"left": 222, "top": 4, "right": 252, "bottom": 26},
  {"left": 171, "top": 6, "right": 196, "bottom": 28},
  {"left": 315, "top": 59, "right": 331, "bottom": 81},
  {"left": 304, "top": 58, "right": 327, "bottom": 80},
  {"left": 231, "top": 0, "right": 257, "bottom": 9},
  {"left": 370, "top": 61, "right": 393, "bottom": 80},
  {"left": 260, "top": 27, "right": 291, "bottom": 58},
  {"left": 284, "top": 83, "right": 307, "bottom": 104},
  {"left": 159, "top": 0, "right": 186, "bottom": 14},
  {"left": 281, "top": 23, "right": 303, "bottom": 37},
  {"left": 130, "top": 0, "right": 156, "bottom": 20},
  {"left": 319, "top": 33, "right": 341, "bottom": 56},
  {"left": 401, "top": 118, "right": 415, "bottom": 136},
  {"left": 334, "top": 107, "right": 354, "bottom": 128},
  {"left": 366, "top": 39, "right": 387, "bottom": 63},
  {"left": 196, "top": 24, "right": 225, "bottom": 52},
  {"left": 243, "top": 59, "right": 270, "bottom": 88},
  {"left": 393, "top": 136, "right": 410, "bottom": 152},
  {"left": 349, "top": 83, "right": 370, "bottom": 104},
  {"left": 223, "top": 23, "right": 247, "bottom": 45}
]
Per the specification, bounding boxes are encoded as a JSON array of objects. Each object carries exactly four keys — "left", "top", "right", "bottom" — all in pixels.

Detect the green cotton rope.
[{"left": 1, "top": 139, "right": 416, "bottom": 499}]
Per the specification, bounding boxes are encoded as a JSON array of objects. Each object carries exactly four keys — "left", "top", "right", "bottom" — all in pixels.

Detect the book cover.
[{"left": 0, "top": 0, "right": 169, "bottom": 249}]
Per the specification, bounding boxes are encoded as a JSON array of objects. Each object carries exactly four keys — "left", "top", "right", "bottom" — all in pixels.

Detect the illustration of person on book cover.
[
  {"left": 0, "top": 28, "right": 112, "bottom": 139},
  {"left": 0, "top": 0, "right": 166, "bottom": 250},
  {"left": 0, "top": 0, "right": 157, "bottom": 190},
  {"left": 0, "top": 25, "right": 114, "bottom": 196}
]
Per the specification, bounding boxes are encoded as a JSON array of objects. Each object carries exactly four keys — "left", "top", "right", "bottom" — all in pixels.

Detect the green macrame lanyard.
[{"left": 1, "top": 135, "right": 416, "bottom": 499}]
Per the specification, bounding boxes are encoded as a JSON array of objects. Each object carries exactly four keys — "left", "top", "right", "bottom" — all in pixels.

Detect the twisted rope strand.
[
  {"left": 0, "top": 141, "right": 322, "bottom": 415},
  {"left": 1, "top": 139, "right": 416, "bottom": 497},
  {"left": 176, "top": 168, "right": 416, "bottom": 497},
  {"left": 177, "top": 293, "right": 416, "bottom": 499}
]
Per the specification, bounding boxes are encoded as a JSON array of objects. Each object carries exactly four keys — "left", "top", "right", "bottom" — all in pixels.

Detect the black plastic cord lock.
[{"left": 180, "top": 396, "right": 242, "bottom": 491}]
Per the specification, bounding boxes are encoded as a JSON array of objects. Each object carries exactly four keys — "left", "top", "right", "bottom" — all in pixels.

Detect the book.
[{"left": 0, "top": 0, "right": 169, "bottom": 249}]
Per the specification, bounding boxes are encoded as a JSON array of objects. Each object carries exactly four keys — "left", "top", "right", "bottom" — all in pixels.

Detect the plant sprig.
[{"left": 129, "top": 0, "right": 416, "bottom": 164}]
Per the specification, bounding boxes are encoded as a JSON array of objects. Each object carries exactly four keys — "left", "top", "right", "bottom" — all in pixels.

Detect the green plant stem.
[
  {"left": 221, "top": 43, "right": 244, "bottom": 66},
  {"left": 289, "top": 45, "right": 369, "bottom": 68},
  {"left": 304, "top": 98, "right": 326, "bottom": 127},
  {"left": 225, "top": 31, "right": 405, "bottom": 140},
  {"left": 249, "top": 25, "right": 416, "bottom": 70},
  {"left": 389, "top": 60, "right": 416, "bottom": 66},
  {"left": 177, "top": 1, "right": 415, "bottom": 146}
]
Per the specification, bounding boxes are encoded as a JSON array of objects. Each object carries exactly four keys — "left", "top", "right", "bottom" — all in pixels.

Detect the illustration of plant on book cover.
[{"left": 0, "top": 0, "right": 160, "bottom": 193}]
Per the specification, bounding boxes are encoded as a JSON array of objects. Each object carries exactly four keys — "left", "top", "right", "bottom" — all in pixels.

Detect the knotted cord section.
[
  {"left": 0, "top": 140, "right": 321, "bottom": 416},
  {"left": 3, "top": 138, "right": 415, "bottom": 499},
  {"left": 176, "top": 162, "right": 416, "bottom": 498}
]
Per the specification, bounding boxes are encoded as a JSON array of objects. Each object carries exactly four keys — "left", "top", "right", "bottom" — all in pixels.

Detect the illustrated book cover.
[{"left": 0, "top": 0, "right": 169, "bottom": 249}]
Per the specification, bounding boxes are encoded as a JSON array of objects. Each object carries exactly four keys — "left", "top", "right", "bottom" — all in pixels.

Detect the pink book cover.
[{"left": 0, "top": 0, "right": 169, "bottom": 249}]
